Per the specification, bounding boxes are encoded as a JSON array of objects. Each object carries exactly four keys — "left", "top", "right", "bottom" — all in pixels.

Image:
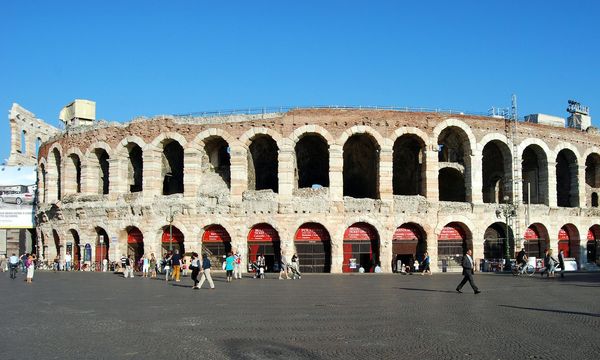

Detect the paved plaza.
[{"left": 1, "top": 271, "right": 599, "bottom": 360}]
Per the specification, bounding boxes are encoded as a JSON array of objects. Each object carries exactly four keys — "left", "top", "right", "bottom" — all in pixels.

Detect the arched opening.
[
  {"left": 202, "top": 225, "right": 232, "bottom": 269},
  {"left": 66, "top": 154, "right": 82, "bottom": 194},
  {"left": 204, "top": 137, "right": 231, "bottom": 189},
  {"left": 524, "top": 223, "right": 549, "bottom": 261},
  {"left": 52, "top": 229, "right": 61, "bottom": 261},
  {"left": 295, "top": 134, "right": 329, "bottom": 189},
  {"left": 127, "top": 227, "right": 144, "bottom": 264},
  {"left": 392, "top": 223, "right": 427, "bottom": 272},
  {"left": 586, "top": 226, "right": 600, "bottom": 264},
  {"left": 438, "top": 126, "right": 471, "bottom": 202},
  {"left": 482, "top": 141, "right": 511, "bottom": 203},
  {"left": 68, "top": 229, "right": 81, "bottom": 269},
  {"left": 247, "top": 223, "right": 281, "bottom": 272},
  {"left": 556, "top": 149, "right": 579, "bottom": 207},
  {"left": 438, "top": 168, "right": 466, "bottom": 201},
  {"left": 50, "top": 148, "right": 61, "bottom": 201},
  {"left": 20, "top": 130, "right": 26, "bottom": 154},
  {"left": 438, "top": 222, "right": 471, "bottom": 272},
  {"left": 248, "top": 135, "right": 278, "bottom": 192},
  {"left": 393, "top": 135, "right": 425, "bottom": 196},
  {"left": 522, "top": 145, "right": 548, "bottom": 205},
  {"left": 95, "top": 227, "right": 110, "bottom": 264},
  {"left": 294, "top": 223, "right": 331, "bottom": 273},
  {"left": 161, "top": 226, "right": 185, "bottom": 255},
  {"left": 92, "top": 149, "right": 110, "bottom": 195},
  {"left": 585, "top": 153, "right": 600, "bottom": 207},
  {"left": 483, "top": 222, "right": 514, "bottom": 271},
  {"left": 162, "top": 140, "right": 184, "bottom": 195},
  {"left": 35, "top": 137, "right": 41, "bottom": 156},
  {"left": 127, "top": 144, "right": 143, "bottom": 193},
  {"left": 558, "top": 224, "right": 580, "bottom": 262},
  {"left": 343, "top": 222, "right": 379, "bottom": 272},
  {"left": 39, "top": 163, "right": 47, "bottom": 203},
  {"left": 592, "top": 193, "right": 599, "bottom": 207},
  {"left": 343, "top": 134, "right": 379, "bottom": 199}
]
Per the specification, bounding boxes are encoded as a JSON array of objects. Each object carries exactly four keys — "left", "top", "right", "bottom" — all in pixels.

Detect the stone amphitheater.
[{"left": 11, "top": 102, "right": 600, "bottom": 273}]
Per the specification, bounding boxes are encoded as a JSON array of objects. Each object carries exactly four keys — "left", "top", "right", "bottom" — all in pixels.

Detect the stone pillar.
[
  {"left": 424, "top": 148, "right": 439, "bottom": 200},
  {"left": 80, "top": 161, "right": 93, "bottom": 195},
  {"left": 379, "top": 231, "right": 393, "bottom": 273},
  {"left": 110, "top": 156, "right": 128, "bottom": 195},
  {"left": 277, "top": 139, "right": 295, "bottom": 207},
  {"left": 471, "top": 227, "right": 484, "bottom": 270},
  {"left": 577, "top": 164, "right": 586, "bottom": 208},
  {"left": 547, "top": 160, "right": 557, "bottom": 207},
  {"left": 329, "top": 144, "right": 343, "bottom": 204},
  {"left": 229, "top": 144, "right": 247, "bottom": 204},
  {"left": 426, "top": 228, "right": 439, "bottom": 272},
  {"left": 143, "top": 146, "right": 162, "bottom": 199},
  {"left": 469, "top": 152, "right": 483, "bottom": 204},
  {"left": 184, "top": 148, "right": 202, "bottom": 200},
  {"left": 379, "top": 145, "right": 393, "bottom": 202}
]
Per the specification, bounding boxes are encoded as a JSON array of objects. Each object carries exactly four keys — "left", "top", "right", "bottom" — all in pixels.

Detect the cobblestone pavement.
[{"left": 1, "top": 271, "right": 599, "bottom": 360}]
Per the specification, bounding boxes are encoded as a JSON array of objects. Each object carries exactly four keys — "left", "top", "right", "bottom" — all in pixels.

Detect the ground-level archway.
[
  {"left": 127, "top": 227, "right": 144, "bottom": 265},
  {"left": 95, "top": 227, "right": 110, "bottom": 265},
  {"left": 524, "top": 223, "right": 549, "bottom": 261},
  {"left": 438, "top": 222, "right": 471, "bottom": 272},
  {"left": 587, "top": 225, "right": 600, "bottom": 264},
  {"left": 202, "top": 225, "right": 232, "bottom": 269},
  {"left": 294, "top": 223, "right": 331, "bottom": 273},
  {"left": 248, "top": 224, "right": 280, "bottom": 272},
  {"left": 343, "top": 222, "right": 379, "bottom": 273},
  {"left": 161, "top": 226, "right": 185, "bottom": 255},
  {"left": 392, "top": 223, "right": 426, "bottom": 272},
  {"left": 558, "top": 224, "right": 580, "bottom": 261},
  {"left": 483, "top": 222, "right": 514, "bottom": 270}
]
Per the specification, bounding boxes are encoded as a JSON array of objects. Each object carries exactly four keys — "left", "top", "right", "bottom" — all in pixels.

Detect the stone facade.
[{"left": 32, "top": 108, "right": 600, "bottom": 272}]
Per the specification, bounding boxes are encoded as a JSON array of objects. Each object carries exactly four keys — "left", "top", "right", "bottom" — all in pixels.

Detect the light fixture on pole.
[{"left": 496, "top": 195, "right": 517, "bottom": 270}]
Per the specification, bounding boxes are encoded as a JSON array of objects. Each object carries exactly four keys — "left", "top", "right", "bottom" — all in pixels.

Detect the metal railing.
[{"left": 174, "top": 105, "right": 490, "bottom": 118}]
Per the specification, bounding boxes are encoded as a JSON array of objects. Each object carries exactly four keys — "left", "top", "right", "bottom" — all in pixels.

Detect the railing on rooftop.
[{"left": 174, "top": 105, "right": 491, "bottom": 118}]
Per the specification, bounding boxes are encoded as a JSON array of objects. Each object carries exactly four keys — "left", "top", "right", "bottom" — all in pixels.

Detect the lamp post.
[
  {"left": 166, "top": 206, "right": 175, "bottom": 252},
  {"left": 99, "top": 236, "right": 104, "bottom": 271},
  {"left": 496, "top": 195, "right": 517, "bottom": 271}
]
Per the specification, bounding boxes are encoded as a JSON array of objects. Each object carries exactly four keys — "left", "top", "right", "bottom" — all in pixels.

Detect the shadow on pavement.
[
  {"left": 396, "top": 287, "right": 457, "bottom": 294},
  {"left": 498, "top": 304, "right": 600, "bottom": 318},
  {"left": 217, "top": 338, "right": 321, "bottom": 360}
]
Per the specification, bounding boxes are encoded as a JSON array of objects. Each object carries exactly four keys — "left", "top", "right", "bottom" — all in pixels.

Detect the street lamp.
[
  {"left": 99, "top": 235, "right": 104, "bottom": 271},
  {"left": 496, "top": 195, "right": 517, "bottom": 270},
  {"left": 166, "top": 206, "right": 180, "bottom": 252}
]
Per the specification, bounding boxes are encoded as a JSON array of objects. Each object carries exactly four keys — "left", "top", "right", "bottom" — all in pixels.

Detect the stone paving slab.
[{"left": 1, "top": 271, "right": 599, "bottom": 360}]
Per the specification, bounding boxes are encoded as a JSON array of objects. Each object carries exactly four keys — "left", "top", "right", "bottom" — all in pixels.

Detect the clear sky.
[{"left": 1, "top": 0, "right": 598, "bottom": 163}]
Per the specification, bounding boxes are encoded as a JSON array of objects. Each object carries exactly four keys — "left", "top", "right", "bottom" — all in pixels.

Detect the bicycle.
[
  {"left": 9, "top": 264, "right": 18, "bottom": 279},
  {"left": 512, "top": 262, "right": 535, "bottom": 276}
]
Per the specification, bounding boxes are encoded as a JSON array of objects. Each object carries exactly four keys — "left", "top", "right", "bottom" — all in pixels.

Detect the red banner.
[
  {"left": 438, "top": 225, "right": 465, "bottom": 241},
  {"left": 295, "top": 224, "right": 330, "bottom": 241},
  {"left": 588, "top": 229, "right": 596, "bottom": 241},
  {"left": 524, "top": 227, "right": 540, "bottom": 240},
  {"left": 162, "top": 227, "right": 184, "bottom": 243},
  {"left": 248, "top": 224, "right": 280, "bottom": 242},
  {"left": 558, "top": 228, "right": 569, "bottom": 241},
  {"left": 127, "top": 228, "right": 143, "bottom": 244},
  {"left": 203, "top": 225, "right": 231, "bottom": 243},
  {"left": 393, "top": 226, "right": 420, "bottom": 241},
  {"left": 344, "top": 223, "right": 377, "bottom": 241}
]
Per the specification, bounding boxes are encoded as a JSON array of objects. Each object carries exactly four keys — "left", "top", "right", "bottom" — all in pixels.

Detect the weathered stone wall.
[{"left": 33, "top": 109, "right": 600, "bottom": 272}]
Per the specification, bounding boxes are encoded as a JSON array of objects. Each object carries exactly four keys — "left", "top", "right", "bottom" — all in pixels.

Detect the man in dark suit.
[{"left": 456, "top": 249, "right": 481, "bottom": 294}]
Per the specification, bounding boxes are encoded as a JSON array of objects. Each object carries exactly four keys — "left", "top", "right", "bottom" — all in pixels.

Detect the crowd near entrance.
[
  {"left": 202, "top": 225, "right": 232, "bottom": 269},
  {"left": 162, "top": 226, "right": 185, "bottom": 255},
  {"left": 343, "top": 222, "right": 379, "bottom": 272},
  {"left": 392, "top": 223, "right": 426, "bottom": 272},
  {"left": 248, "top": 224, "right": 281, "bottom": 272},
  {"left": 294, "top": 223, "right": 331, "bottom": 273},
  {"left": 127, "top": 227, "right": 144, "bottom": 264}
]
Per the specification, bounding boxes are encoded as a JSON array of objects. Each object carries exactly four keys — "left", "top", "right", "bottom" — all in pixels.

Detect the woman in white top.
[{"left": 142, "top": 255, "right": 149, "bottom": 278}]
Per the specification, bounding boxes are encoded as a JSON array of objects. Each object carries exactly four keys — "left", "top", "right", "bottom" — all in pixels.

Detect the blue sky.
[{"left": 1, "top": 0, "right": 598, "bottom": 163}]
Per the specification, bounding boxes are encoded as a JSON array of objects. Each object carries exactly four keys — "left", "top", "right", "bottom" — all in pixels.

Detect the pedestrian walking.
[
  {"left": 149, "top": 253, "right": 157, "bottom": 279},
  {"left": 290, "top": 254, "right": 302, "bottom": 279},
  {"left": 198, "top": 253, "right": 215, "bottom": 289},
  {"left": 142, "top": 255, "right": 149, "bottom": 278},
  {"left": 26, "top": 254, "right": 35, "bottom": 284},
  {"left": 256, "top": 253, "right": 266, "bottom": 279},
  {"left": 547, "top": 249, "right": 558, "bottom": 278},
  {"left": 279, "top": 253, "right": 289, "bottom": 280},
  {"left": 421, "top": 252, "right": 432, "bottom": 275},
  {"left": 540, "top": 249, "right": 550, "bottom": 277},
  {"left": 225, "top": 252, "right": 235, "bottom": 282},
  {"left": 456, "top": 249, "right": 481, "bottom": 294},
  {"left": 0, "top": 255, "right": 6, "bottom": 272},
  {"left": 64, "top": 252, "right": 72, "bottom": 271},
  {"left": 124, "top": 255, "right": 135, "bottom": 278},
  {"left": 163, "top": 252, "right": 172, "bottom": 282},
  {"left": 233, "top": 251, "right": 242, "bottom": 279},
  {"left": 171, "top": 249, "right": 182, "bottom": 282},
  {"left": 558, "top": 249, "right": 565, "bottom": 278},
  {"left": 120, "top": 254, "right": 127, "bottom": 273},
  {"left": 190, "top": 253, "right": 200, "bottom": 289}
]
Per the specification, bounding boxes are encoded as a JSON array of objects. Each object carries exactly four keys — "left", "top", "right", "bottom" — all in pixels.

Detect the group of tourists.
[
  {"left": 1, "top": 253, "right": 37, "bottom": 283},
  {"left": 516, "top": 247, "right": 566, "bottom": 278}
]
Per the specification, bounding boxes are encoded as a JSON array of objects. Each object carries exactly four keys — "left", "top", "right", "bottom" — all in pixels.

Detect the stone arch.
[
  {"left": 436, "top": 221, "right": 473, "bottom": 271},
  {"left": 246, "top": 222, "right": 282, "bottom": 272},
  {"left": 337, "top": 125, "right": 388, "bottom": 148},
  {"left": 555, "top": 147, "right": 579, "bottom": 207},
  {"left": 85, "top": 143, "right": 112, "bottom": 195},
  {"left": 432, "top": 119, "right": 476, "bottom": 155},
  {"left": 247, "top": 133, "right": 279, "bottom": 192},
  {"left": 392, "top": 222, "right": 428, "bottom": 271},
  {"left": 65, "top": 148, "right": 84, "bottom": 195},
  {"left": 390, "top": 127, "right": 430, "bottom": 147},
  {"left": 38, "top": 159, "right": 47, "bottom": 203},
  {"left": 343, "top": 132, "right": 381, "bottom": 199},
  {"left": 192, "top": 128, "right": 239, "bottom": 149},
  {"left": 481, "top": 138, "right": 513, "bottom": 203},
  {"left": 483, "top": 221, "right": 514, "bottom": 264},
  {"left": 48, "top": 145, "right": 62, "bottom": 202},
  {"left": 150, "top": 132, "right": 188, "bottom": 148},
  {"left": 524, "top": 222, "right": 550, "bottom": 259},
  {"left": 156, "top": 221, "right": 188, "bottom": 255},
  {"left": 290, "top": 125, "right": 334, "bottom": 145},
  {"left": 392, "top": 132, "right": 426, "bottom": 196},
  {"left": 239, "top": 127, "right": 284, "bottom": 149},
  {"left": 342, "top": 220, "right": 381, "bottom": 272},
  {"left": 294, "top": 221, "right": 332, "bottom": 273},
  {"left": 435, "top": 121, "right": 474, "bottom": 203},
  {"left": 558, "top": 223, "right": 580, "bottom": 261},
  {"left": 519, "top": 139, "right": 551, "bottom": 205},
  {"left": 294, "top": 132, "right": 330, "bottom": 189}
]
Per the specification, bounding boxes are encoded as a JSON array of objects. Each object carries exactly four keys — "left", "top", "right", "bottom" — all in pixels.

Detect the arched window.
[
  {"left": 162, "top": 140, "right": 184, "bottom": 195},
  {"left": 343, "top": 134, "right": 379, "bottom": 199},
  {"left": 248, "top": 135, "right": 278, "bottom": 192},
  {"left": 295, "top": 134, "right": 329, "bottom": 189},
  {"left": 127, "top": 144, "right": 143, "bottom": 193},
  {"left": 393, "top": 135, "right": 425, "bottom": 196},
  {"left": 204, "top": 137, "right": 231, "bottom": 189}
]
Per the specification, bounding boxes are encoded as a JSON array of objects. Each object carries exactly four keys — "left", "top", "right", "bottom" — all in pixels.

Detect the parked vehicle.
[{"left": 0, "top": 191, "right": 34, "bottom": 205}]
